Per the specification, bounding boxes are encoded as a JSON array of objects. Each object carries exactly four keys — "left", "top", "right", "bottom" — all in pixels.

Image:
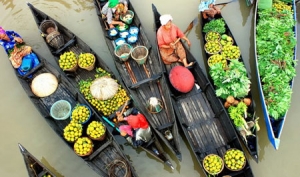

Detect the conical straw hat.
[
  {"left": 31, "top": 73, "right": 58, "bottom": 97},
  {"left": 90, "top": 76, "right": 119, "bottom": 100}
]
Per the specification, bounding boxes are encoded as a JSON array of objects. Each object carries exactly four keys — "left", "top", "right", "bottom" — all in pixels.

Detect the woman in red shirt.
[{"left": 157, "top": 14, "right": 193, "bottom": 67}]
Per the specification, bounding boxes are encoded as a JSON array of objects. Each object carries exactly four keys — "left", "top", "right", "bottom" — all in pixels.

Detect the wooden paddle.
[
  {"left": 183, "top": 17, "right": 199, "bottom": 36},
  {"left": 215, "top": 0, "right": 239, "bottom": 6}
]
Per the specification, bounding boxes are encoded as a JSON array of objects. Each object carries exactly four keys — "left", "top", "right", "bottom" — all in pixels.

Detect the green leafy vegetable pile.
[
  {"left": 256, "top": 1, "right": 297, "bottom": 119},
  {"left": 202, "top": 18, "right": 226, "bottom": 34},
  {"left": 209, "top": 59, "right": 251, "bottom": 99}
]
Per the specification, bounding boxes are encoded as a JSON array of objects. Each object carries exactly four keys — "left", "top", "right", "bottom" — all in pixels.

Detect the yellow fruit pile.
[
  {"left": 208, "top": 54, "right": 226, "bottom": 68},
  {"left": 273, "top": 1, "right": 292, "bottom": 12},
  {"left": 59, "top": 51, "right": 77, "bottom": 70},
  {"left": 74, "top": 137, "right": 93, "bottom": 156},
  {"left": 224, "top": 149, "right": 246, "bottom": 171},
  {"left": 71, "top": 105, "right": 90, "bottom": 124},
  {"left": 203, "top": 154, "right": 224, "bottom": 175},
  {"left": 205, "top": 31, "right": 220, "bottom": 41},
  {"left": 87, "top": 121, "right": 106, "bottom": 139},
  {"left": 205, "top": 41, "right": 221, "bottom": 54},
  {"left": 78, "top": 53, "right": 95, "bottom": 68},
  {"left": 79, "top": 71, "right": 130, "bottom": 116},
  {"left": 221, "top": 45, "right": 240, "bottom": 60},
  {"left": 63, "top": 120, "right": 83, "bottom": 142}
]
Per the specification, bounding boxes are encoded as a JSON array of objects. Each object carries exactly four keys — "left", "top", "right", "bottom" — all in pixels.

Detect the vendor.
[
  {"left": 101, "top": 0, "right": 128, "bottom": 29},
  {"left": 117, "top": 108, "right": 152, "bottom": 148},
  {"left": 199, "top": 0, "right": 221, "bottom": 19},
  {"left": 0, "top": 26, "right": 32, "bottom": 69}
]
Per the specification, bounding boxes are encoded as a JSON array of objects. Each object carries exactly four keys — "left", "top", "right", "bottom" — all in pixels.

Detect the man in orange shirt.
[{"left": 157, "top": 14, "right": 193, "bottom": 67}]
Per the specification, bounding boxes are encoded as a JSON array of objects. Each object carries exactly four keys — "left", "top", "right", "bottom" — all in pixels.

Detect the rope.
[{"left": 107, "top": 159, "right": 131, "bottom": 177}]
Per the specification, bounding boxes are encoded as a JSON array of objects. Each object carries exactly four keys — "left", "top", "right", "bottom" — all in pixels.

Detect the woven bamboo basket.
[
  {"left": 205, "top": 31, "right": 221, "bottom": 42},
  {"left": 204, "top": 41, "right": 222, "bottom": 55},
  {"left": 74, "top": 137, "right": 94, "bottom": 157},
  {"left": 46, "top": 31, "right": 65, "bottom": 49},
  {"left": 78, "top": 53, "right": 96, "bottom": 71},
  {"left": 131, "top": 46, "right": 148, "bottom": 65},
  {"left": 223, "top": 148, "right": 246, "bottom": 171},
  {"left": 64, "top": 63, "right": 78, "bottom": 72},
  {"left": 203, "top": 154, "right": 224, "bottom": 175},
  {"left": 88, "top": 130, "right": 106, "bottom": 141},
  {"left": 39, "top": 20, "right": 58, "bottom": 34}
]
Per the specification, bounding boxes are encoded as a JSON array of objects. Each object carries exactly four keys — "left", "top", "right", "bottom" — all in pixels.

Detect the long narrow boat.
[
  {"left": 93, "top": 0, "right": 181, "bottom": 161},
  {"left": 18, "top": 143, "right": 57, "bottom": 177},
  {"left": 152, "top": 4, "right": 254, "bottom": 177},
  {"left": 7, "top": 49, "right": 137, "bottom": 177},
  {"left": 27, "top": 2, "right": 173, "bottom": 169},
  {"left": 199, "top": 13, "right": 259, "bottom": 161},
  {"left": 254, "top": 0, "right": 297, "bottom": 149}
]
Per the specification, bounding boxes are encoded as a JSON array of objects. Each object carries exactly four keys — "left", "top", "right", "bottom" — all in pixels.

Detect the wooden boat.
[
  {"left": 152, "top": 4, "right": 254, "bottom": 177},
  {"left": 254, "top": 0, "right": 297, "bottom": 149},
  {"left": 199, "top": 13, "right": 259, "bottom": 161},
  {"left": 26, "top": 2, "right": 173, "bottom": 169},
  {"left": 93, "top": 0, "right": 181, "bottom": 162},
  {"left": 18, "top": 143, "right": 57, "bottom": 177},
  {"left": 7, "top": 49, "right": 136, "bottom": 177}
]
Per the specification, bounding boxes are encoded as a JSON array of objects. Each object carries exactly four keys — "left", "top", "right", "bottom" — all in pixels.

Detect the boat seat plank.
[{"left": 88, "top": 140, "right": 112, "bottom": 161}]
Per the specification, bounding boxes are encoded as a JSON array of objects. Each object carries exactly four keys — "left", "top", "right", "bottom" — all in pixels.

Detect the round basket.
[
  {"left": 64, "top": 63, "right": 78, "bottom": 72},
  {"left": 78, "top": 53, "right": 96, "bottom": 71},
  {"left": 205, "top": 31, "right": 221, "bottom": 42},
  {"left": 208, "top": 54, "right": 227, "bottom": 68},
  {"left": 120, "top": 10, "right": 135, "bottom": 24},
  {"left": 114, "top": 43, "right": 132, "bottom": 62},
  {"left": 50, "top": 100, "right": 72, "bottom": 120},
  {"left": 204, "top": 41, "right": 222, "bottom": 55},
  {"left": 223, "top": 148, "right": 246, "bottom": 171},
  {"left": 131, "top": 46, "right": 148, "bottom": 65},
  {"left": 39, "top": 20, "right": 58, "bottom": 34},
  {"left": 46, "top": 31, "right": 65, "bottom": 49},
  {"left": 70, "top": 104, "right": 92, "bottom": 124},
  {"left": 73, "top": 137, "right": 94, "bottom": 157},
  {"left": 203, "top": 154, "right": 224, "bottom": 175},
  {"left": 88, "top": 128, "right": 107, "bottom": 141}
]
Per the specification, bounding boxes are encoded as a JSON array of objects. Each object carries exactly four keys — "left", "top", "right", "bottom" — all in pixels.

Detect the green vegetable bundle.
[
  {"left": 209, "top": 59, "right": 251, "bottom": 99},
  {"left": 256, "top": 3, "right": 296, "bottom": 119},
  {"left": 202, "top": 18, "right": 226, "bottom": 34}
]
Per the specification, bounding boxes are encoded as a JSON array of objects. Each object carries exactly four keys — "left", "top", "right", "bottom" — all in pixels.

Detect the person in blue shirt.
[
  {"left": 199, "top": 0, "right": 221, "bottom": 19},
  {"left": 0, "top": 26, "right": 24, "bottom": 55}
]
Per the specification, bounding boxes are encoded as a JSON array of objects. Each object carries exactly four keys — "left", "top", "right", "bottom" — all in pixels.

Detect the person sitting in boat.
[
  {"left": 0, "top": 26, "right": 32, "bottom": 69},
  {"left": 199, "top": 0, "right": 221, "bottom": 19},
  {"left": 101, "top": 0, "right": 128, "bottom": 29},
  {"left": 117, "top": 108, "right": 152, "bottom": 148},
  {"left": 157, "top": 14, "right": 194, "bottom": 67}
]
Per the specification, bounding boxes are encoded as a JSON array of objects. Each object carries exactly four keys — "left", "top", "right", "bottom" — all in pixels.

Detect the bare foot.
[{"left": 185, "top": 62, "right": 194, "bottom": 67}]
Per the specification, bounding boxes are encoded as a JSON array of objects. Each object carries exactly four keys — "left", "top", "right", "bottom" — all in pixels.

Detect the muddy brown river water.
[{"left": 0, "top": 0, "right": 300, "bottom": 176}]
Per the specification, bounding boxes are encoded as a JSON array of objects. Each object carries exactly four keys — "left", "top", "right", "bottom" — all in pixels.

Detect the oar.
[
  {"left": 215, "top": 0, "right": 239, "bottom": 6},
  {"left": 183, "top": 17, "right": 199, "bottom": 36}
]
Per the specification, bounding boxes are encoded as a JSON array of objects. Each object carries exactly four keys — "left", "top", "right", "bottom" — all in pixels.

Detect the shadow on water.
[{"left": 238, "top": 0, "right": 252, "bottom": 26}]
